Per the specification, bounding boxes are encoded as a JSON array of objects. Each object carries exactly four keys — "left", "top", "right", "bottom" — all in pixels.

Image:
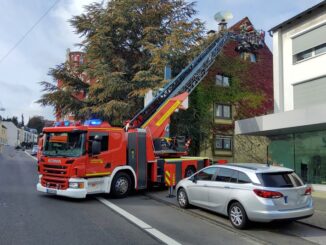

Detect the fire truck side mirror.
[{"left": 91, "top": 140, "right": 101, "bottom": 155}]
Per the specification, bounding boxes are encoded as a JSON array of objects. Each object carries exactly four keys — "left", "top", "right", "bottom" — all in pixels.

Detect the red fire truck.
[{"left": 37, "top": 30, "right": 264, "bottom": 198}]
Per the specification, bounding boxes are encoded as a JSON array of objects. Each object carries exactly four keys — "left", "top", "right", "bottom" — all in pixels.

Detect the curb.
[
  {"left": 144, "top": 193, "right": 270, "bottom": 245},
  {"left": 296, "top": 220, "right": 326, "bottom": 231},
  {"left": 145, "top": 192, "right": 326, "bottom": 233}
]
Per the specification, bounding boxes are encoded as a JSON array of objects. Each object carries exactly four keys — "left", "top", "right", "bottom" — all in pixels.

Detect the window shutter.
[{"left": 292, "top": 24, "right": 326, "bottom": 55}]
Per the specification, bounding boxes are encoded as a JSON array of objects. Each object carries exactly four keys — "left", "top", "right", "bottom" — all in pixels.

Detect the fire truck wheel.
[
  {"left": 184, "top": 166, "right": 196, "bottom": 178},
  {"left": 111, "top": 172, "right": 131, "bottom": 198},
  {"left": 177, "top": 188, "right": 189, "bottom": 209}
]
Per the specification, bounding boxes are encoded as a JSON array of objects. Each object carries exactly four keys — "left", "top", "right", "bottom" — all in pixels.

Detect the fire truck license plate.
[{"left": 46, "top": 189, "right": 57, "bottom": 194}]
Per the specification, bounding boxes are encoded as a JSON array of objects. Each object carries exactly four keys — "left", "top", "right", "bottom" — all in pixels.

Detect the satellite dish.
[{"left": 214, "top": 11, "right": 234, "bottom": 23}]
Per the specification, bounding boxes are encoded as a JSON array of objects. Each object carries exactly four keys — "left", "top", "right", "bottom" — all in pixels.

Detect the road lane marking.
[
  {"left": 145, "top": 228, "right": 182, "bottom": 245},
  {"left": 97, "top": 197, "right": 182, "bottom": 245},
  {"left": 24, "top": 151, "right": 37, "bottom": 161}
]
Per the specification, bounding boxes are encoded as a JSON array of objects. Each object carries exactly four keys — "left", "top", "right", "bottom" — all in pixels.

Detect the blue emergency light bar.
[
  {"left": 54, "top": 121, "right": 61, "bottom": 127},
  {"left": 53, "top": 121, "right": 81, "bottom": 127},
  {"left": 84, "top": 119, "right": 102, "bottom": 126}
]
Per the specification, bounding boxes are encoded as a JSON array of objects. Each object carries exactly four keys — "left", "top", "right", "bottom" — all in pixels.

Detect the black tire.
[
  {"left": 184, "top": 166, "right": 196, "bottom": 178},
  {"left": 111, "top": 172, "right": 132, "bottom": 198},
  {"left": 228, "top": 202, "right": 249, "bottom": 229},
  {"left": 177, "top": 188, "right": 189, "bottom": 209}
]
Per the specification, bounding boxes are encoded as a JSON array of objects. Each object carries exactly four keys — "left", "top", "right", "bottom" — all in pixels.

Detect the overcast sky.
[{"left": 0, "top": 0, "right": 322, "bottom": 122}]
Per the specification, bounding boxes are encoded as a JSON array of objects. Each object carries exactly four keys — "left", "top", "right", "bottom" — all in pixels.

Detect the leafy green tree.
[
  {"left": 38, "top": 0, "right": 204, "bottom": 125},
  {"left": 27, "top": 116, "right": 45, "bottom": 134}
]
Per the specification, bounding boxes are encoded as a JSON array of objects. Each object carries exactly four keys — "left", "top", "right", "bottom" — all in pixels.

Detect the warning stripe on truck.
[{"left": 165, "top": 171, "right": 171, "bottom": 186}]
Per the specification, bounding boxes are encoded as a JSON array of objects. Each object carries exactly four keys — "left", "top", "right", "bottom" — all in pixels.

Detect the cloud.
[
  {"left": 0, "top": 0, "right": 323, "bottom": 123},
  {"left": 0, "top": 80, "right": 33, "bottom": 94}
]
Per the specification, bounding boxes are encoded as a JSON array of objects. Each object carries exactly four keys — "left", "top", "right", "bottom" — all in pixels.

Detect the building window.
[
  {"left": 293, "top": 42, "right": 326, "bottom": 63},
  {"left": 292, "top": 24, "right": 326, "bottom": 63},
  {"left": 215, "top": 104, "right": 231, "bottom": 119},
  {"left": 215, "top": 136, "right": 232, "bottom": 150},
  {"left": 216, "top": 74, "right": 230, "bottom": 87},
  {"left": 315, "top": 43, "right": 326, "bottom": 55},
  {"left": 89, "top": 132, "right": 109, "bottom": 152},
  {"left": 241, "top": 52, "right": 257, "bottom": 62}
]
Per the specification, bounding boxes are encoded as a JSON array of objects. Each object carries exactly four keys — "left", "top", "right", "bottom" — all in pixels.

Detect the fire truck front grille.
[
  {"left": 43, "top": 164, "right": 68, "bottom": 177},
  {"left": 41, "top": 176, "right": 68, "bottom": 190}
]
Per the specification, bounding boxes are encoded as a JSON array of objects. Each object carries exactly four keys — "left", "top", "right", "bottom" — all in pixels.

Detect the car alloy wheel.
[
  {"left": 177, "top": 188, "right": 189, "bottom": 208},
  {"left": 230, "top": 206, "right": 243, "bottom": 226},
  {"left": 229, "top": 202, "right": 249, "bottom": 229}
]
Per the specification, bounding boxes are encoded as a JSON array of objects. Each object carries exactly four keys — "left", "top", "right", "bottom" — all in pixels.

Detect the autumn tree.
[
  {"left": 38, "top": 0, "right": 204, "bottom": 125},
  {"left": 27, "top": 116, "right": 45, "bottom": 134},
  {"left": 170, "top": 54, "right": 264, "bottom": 155}
]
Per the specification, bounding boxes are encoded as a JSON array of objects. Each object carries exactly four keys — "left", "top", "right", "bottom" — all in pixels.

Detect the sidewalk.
[
  {"left": 299, "top": 191, "right": 326, "bottom": 229},
  {"left": 145, "top": 188, "right": 326, "bottom": 230}
]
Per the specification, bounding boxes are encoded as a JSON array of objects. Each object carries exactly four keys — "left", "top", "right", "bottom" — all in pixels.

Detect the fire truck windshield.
[{"left": 43, "top": 132, "right": 86, "bottom": 157}]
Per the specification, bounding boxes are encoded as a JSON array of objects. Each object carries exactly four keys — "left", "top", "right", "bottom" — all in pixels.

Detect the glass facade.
[{"left": 268, "top": 130, "right": 326, "bottom": 184}]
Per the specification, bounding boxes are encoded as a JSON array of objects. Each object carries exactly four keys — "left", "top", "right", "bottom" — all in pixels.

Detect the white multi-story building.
[
  {"left": 2, "top": 121, "right": 19, "bottom": 147},
  {"left": 235, "top": 1, "right": 326, "bottom": 186},
  {"left": 1, "top": 122, "right": 38, "bottom": 147},
  {"left": 0, "top": 121, "right": 8, "bottom": 153}
]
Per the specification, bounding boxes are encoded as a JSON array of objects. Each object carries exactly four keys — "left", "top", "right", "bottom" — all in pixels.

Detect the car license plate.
[{"left": 46, "top": 188, "right": 57, "bottom": 194}]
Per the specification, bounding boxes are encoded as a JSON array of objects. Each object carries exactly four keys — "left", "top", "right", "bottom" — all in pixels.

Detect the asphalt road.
[
  {"left": 0, "top": 147, "right": 159, "bottom": 245},
  {"left": 1, "top": 146, "right": 326, "bottom": 245}
]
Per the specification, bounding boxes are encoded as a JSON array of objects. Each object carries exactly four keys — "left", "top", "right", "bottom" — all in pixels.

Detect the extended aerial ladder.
[
  {"left": 37, "top": 25, "right": 266, "bottom": 199},
  {"left": 128, "top": 29, "right": 265, "bottom": 139}
]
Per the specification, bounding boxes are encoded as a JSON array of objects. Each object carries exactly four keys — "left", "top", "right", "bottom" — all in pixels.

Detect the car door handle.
[
  {"left": 224, "top": 186, "right": 231, "bottom": 189},
  {"left": 204, "top": 184, "right": 208, "bottom": 187}
]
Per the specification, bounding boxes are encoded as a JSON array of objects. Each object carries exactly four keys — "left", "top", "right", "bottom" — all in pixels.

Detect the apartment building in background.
[
  {"left": 2, "top": 121, "right": 19, "bottom": 147},
  {"left": 56, "top": 50, "right": 96, "bottom": 121},
  {"left": 236, "top": 1, "right": 326, "bottom": 186},
  {"left": 199, "top": 17, "right": 273, "bottom": 163},
  {"left": 0, "top": 121, "right": 8, "bottom": 153}
]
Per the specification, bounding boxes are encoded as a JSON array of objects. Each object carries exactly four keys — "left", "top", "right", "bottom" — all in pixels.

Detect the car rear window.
[{"left": 257, "top": 172, "right": 304, "bottom": 187}]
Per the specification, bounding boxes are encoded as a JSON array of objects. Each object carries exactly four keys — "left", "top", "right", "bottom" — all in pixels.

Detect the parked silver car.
[
  {"left": 176, "top": 163, "right": 314, "bottom": 229},
  {"left": 31, "top": 145, "right": 38, "bottom": 156}
]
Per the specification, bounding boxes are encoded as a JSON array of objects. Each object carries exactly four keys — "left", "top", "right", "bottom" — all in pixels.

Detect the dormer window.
[{"left": 241, "top": 52, "right": 257, "bottom": 62}]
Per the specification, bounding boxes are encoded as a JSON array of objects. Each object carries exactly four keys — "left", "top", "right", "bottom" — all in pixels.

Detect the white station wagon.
[{"left": 176, "top": 163, "right": 314, "bottom": 229}]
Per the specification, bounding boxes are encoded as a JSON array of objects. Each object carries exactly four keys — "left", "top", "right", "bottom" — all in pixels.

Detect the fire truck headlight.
[{"left": 69, "top": 182, "right": 84, "bottom": 189}]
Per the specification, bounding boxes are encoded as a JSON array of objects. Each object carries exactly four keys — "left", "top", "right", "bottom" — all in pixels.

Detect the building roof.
[
  {"left": 269, "top": 0, "right": 326, "bottom": 32},
  {"left": 229, "top": 17, "right": 252, "bottom": 32},
  {"left": 2, "top": 121, "right": 17, "bottom": 129}
]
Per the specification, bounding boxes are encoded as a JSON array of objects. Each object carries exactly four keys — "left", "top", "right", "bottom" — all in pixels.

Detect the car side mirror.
[
  {"left": 91, "top": 140, "right": 101, "bottom": 155},
  {"left": 192, "top": 175, "right": 197, "bottom": 183}
]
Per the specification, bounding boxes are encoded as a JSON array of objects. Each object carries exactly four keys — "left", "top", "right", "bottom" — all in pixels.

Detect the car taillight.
[
  {"left": 253, "top": 189, "right": 283, "bottom": 199},
  {"left": 304, "top": 187, "right": 312, "bottom": 195}
]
